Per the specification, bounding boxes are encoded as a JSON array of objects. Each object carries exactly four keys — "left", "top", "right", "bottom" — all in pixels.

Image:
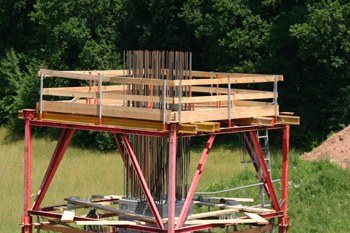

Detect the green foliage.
[
  {"left": 1, "top": 0, "right": 350, "bottom": 150},
  {"left": 205, "top": 150, "right": 350, "bottom": 232},
  {"left": 28, "top": 0, "right": 125, "bottom": 70},
  {"left": 0, "top": 49, "right": 43, "bottom": 133},
  {"left": 180, "top": 0, "right": 269, "bottom": 72}
]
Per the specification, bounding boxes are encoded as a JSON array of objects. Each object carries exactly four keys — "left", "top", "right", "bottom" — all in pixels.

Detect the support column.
[
  {"left": 32, "top": 128, "right": 75, "bottom": 211},
  {"left": 176, "top": 135, "right": 215, "bottom": 229},
  {"left": 22, "top": 110, "right": 34, "bottom": 233},
  {"left": 279, "top": 125, "right": 290, "bottom": 233},
  {"left": 168, "top": 124, "right": 177, "bottom": 233}
]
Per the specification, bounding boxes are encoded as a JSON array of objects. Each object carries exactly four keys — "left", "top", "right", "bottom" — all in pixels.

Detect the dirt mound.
[{"left": 301, "top": 125, "right": 350, "bottom": 168}]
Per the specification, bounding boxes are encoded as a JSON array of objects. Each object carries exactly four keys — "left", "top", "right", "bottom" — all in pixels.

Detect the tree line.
[{"left": 1, "top": 0, "right": 349, "bottom": 150}]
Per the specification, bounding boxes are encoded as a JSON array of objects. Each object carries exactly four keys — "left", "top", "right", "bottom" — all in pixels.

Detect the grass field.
[{"left": 1, "top": 127, "right": 349, "bottom": 232}]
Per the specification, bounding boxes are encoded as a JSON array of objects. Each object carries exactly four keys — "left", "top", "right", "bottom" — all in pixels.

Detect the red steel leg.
[
  {"left": 176, "top": 135, "right": 216, "bottom": 229},
  {"left": 32, "top": 128, "right": 75, "bottom": 211},
  {"left": 168, "top": 128, "right": 177, "bottom": 233},
  {"left": 279, "top": 125, "right": 290, "bottom": 233},
  {"left": 249, "top": 131, "right": 280, "bottom": 212},
  {"left": 22, "top": 110, "right": 34, "bottom": 233},
  {"left": 120, "top": 134, "right": 165, "bottom": 229}
]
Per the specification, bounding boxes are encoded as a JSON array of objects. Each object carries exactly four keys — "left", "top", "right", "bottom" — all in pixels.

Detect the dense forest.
[{"left": 0, "top": 0, "right": 349, "bottom": 150}]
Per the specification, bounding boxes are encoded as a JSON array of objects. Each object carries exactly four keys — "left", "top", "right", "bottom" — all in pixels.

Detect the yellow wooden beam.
[
  {"left": 233, "top": 117, "right": 275, "bottom": 126},
  {"left": 190, "top": 122, "right": 220, "bottom": 132},
  {"left": 276, "top": 115, "right": 300, "bottom": 125},
  {"left": 18, "top": 111, "right": 167, "bottom": 131},
  {"left": 178, "top": 124, "right": 198, "bottom": 134}
]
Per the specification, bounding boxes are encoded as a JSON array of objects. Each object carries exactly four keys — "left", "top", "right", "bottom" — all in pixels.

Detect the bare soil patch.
[{"left": 301, "top": 125, "right": 350, "bottom": 168}]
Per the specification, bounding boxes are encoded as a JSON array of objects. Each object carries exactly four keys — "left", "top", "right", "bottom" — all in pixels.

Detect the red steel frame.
[{"left": 20, "top": 109, "right": 291, "bottom": 233}]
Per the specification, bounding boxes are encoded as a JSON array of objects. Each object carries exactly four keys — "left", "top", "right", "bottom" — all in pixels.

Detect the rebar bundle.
[{"left": 122, "top": 51, "right": 191, "bottom": 203}]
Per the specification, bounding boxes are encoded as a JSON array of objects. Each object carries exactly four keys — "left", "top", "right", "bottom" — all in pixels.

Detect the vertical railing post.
[
  {"left": 163, "top": 79, "right": 166, "bottom": 131},
  {"left": 228, "top": 76, "right": 231, "bottom": 127},
  {"left": 39, "top": 73, "right": 44, "bottom": 120},
  {"left": 168, "top": 124, "right": 177, "bottom": 233},
  {"left": 22, "top": 109, "right": 34, "bottom": 233},
  {"left": 99, "top": 74, "right": 102, "bottom": 126},
  {"left": 274, "top": 75, "right": 278, "bottom": 119},
  {"left": 279, "top": 125, "right": 290, "bottom": 233}
]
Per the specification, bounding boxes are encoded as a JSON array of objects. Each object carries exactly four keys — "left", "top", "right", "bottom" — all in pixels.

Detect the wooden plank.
[
  {"left": 191, "top": 86, "right": 275, "bottom": 100},
  {"left": 75, "top": 220, "right": 146, "bottom": 226},
  {"left": 102, "top": 93, "right": 173, "bottom": 104},
  {"left": 43, "top": 85, "right": 125, "bottom": 92},
  {"left": 229, "top": 225, "right": 273, "bottom": 233},
  {"left": 38, "top": 69, "right": 129, "bottom": 77},
  {"left": 91, "top": 195, "right": 123, "bottom": 199},
  {"left": 29, "top": 112, "right": 166, "bottom": 131},
  {"left": 177, "top": 106, "right": 277, "bottom": 123},
  {"left": 188, "top": 122, "right": 220, "bottom": 132},
  {"left": 193, "top": 201, "right": 275, "bottom": 213},
  {"left": 192, "top": 197, "right": 254, "bottom": 202},
  {"left": 243, "top": 212, "right": 269, "bottom": 225},
  {"left": 54, "top": 201, "right": 118, "bottom": 211},
  {"left": 276, "top": 115, "right": 300, "bottom": 125},
  {"left": 43, "top": 89, "right": 97, "bottom": 98},
  {"left": 35, "top": 224, "right": 95, "bottom": 233},
  {"left": 177, "top": 76, "right": 280, "bottom": 86},
  {"left": 41, "top": 101, "right": 172, "bottom": 122},
  {"left": 233, "top": 100, "right": 274, "bottom": 107},
  {"left": 186, "top": 209, "right": 239, "bottom": 220},
  {"left": 233, "top": 117, "right": 274, "bottom": 127},
  {"left": 61, "top": 209, "right": 75, "bottom": 222},
  {"left": 39, "top": 69, "right": 282, "bottom": 86},
  {"left": 61, "top": 197, "right": 79, "bottom": 222},
  {"left": 194, "top": 100, "right": 274, "bottom": 107},
  {"left": 190, "top": 71, "right": 283, "bottom": 81},
  {"left": 234, "top": 91, "right": 275, "bottom": 100},
  {"left": 39, "top": 69, "right": 171, "bottom": 86},
  {"left": 183, "top": 219, "right": 257, "bottom": 225},
  {"left": 174, "top": 95, "right": 233, "bottom": 104},
  {"left": 65, "top": 198, "right": 157, "bottom": 223}
]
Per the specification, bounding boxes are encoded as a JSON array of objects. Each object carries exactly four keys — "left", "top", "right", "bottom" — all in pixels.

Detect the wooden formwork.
[
  {"left": 31, "top": 68, "right": 298, "bottom": 130},
  {"left": 20, "top": 51, "right": 297, "bottom": 233}
]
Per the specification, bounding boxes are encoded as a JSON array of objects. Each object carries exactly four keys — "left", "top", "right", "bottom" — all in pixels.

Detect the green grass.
[
  {"left": 0, "top": 127, "right": 124, "bottom": 233},
  {"left": 203, "top": 149, "right": 350, "bottom": 233},
  {"left": 1, "top": 128, "right": 350, "bottom": 232}
]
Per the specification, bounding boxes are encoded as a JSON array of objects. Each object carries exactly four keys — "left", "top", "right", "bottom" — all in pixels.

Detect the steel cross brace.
[
  {"left": 120, "top": 134, "right": 165, "bottom": 229},
  {"left": 175, "top": 135, "right": 216, "bottom": 229},
  {"left": 32, "top": 128, "right": 75, "bottom": 211},
  {"left": 249, "top": 131, "right": 280, "bottom": 212}
]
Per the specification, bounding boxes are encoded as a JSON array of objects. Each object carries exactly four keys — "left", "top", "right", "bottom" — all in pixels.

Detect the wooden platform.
[{"left": 25, "top": 69, "right": 299, "bottom": 130}]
